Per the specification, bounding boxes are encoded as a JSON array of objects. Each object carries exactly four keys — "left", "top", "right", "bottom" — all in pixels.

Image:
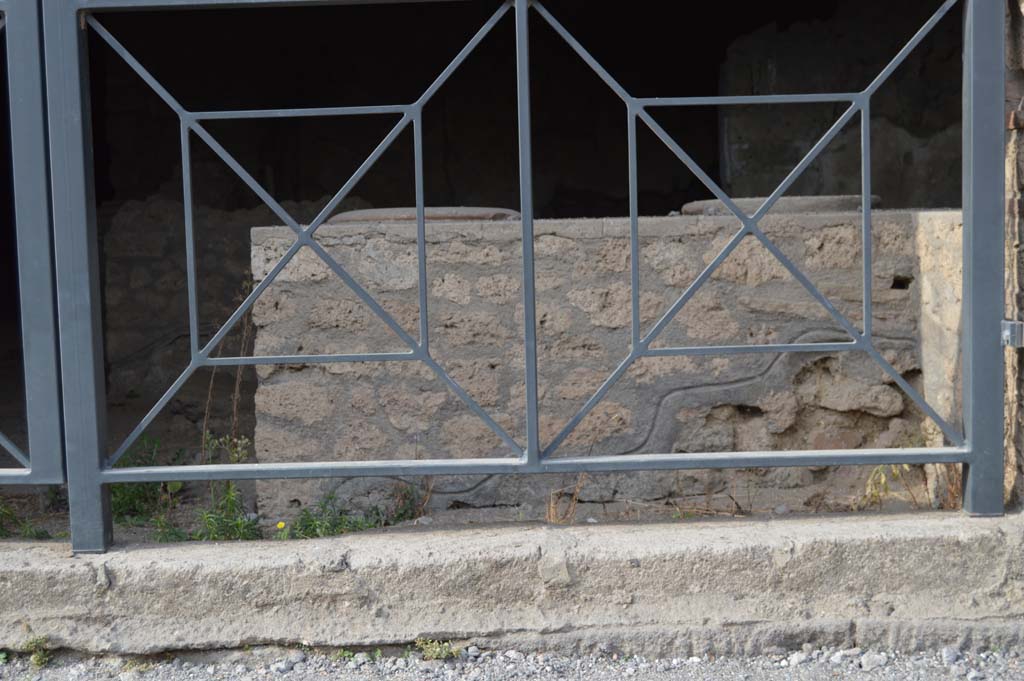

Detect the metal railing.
[
  {"left": 0, "top": 0, "right": 64, "bottom": 486},
  {"left": 13, "top": 0, "right": 1005, "bottom": 551}
]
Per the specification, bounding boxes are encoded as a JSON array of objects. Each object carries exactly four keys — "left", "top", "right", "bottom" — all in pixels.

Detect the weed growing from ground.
[
  {"left": 191, "top": 480, "right": 260, "bottom": 541},
  {"left": 25, "top": 637, "right": 50, "bottom": 668},
  {"left": 415, "top": 639, "right": 460, "bottom": 661},
  {"left": 858, "top": 463, "right": 922, "bottom": 510},
  {"left": 0, "top": 501, "right": 51, "bottom": 540},
  {"left": 274, "top": 486, "right": 420, "bottom": 540},
  {"left": 110, "top": 437, "right": 185, "bottom": 531}
]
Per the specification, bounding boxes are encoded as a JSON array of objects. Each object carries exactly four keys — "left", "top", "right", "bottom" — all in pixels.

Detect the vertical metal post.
[
  {"left": 627, "top": 103, "right": 641, "bottom": 350},
  {"left": 961, "top": 0, "right": 1005, "bottom": 515},
  {"left": 515, "top": 0, "right": 541, "bottom": 466},
  {"left": 42, "top": 3, "right": 112, "bottom": 550},
  {"left": 6, "top": 0, "right": 63, "bottom": 483},
  {"left": 860, "top": 99, "right": 873, "bottom": 340}
]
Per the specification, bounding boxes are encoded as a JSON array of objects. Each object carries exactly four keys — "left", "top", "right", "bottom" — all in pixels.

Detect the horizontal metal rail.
[{"left": 101, "top": 447, "right": 970, "bottom": 483}]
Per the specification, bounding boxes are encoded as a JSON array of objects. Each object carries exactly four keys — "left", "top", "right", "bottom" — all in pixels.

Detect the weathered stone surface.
[
  {"left": 682, "top": 195, "right": 882, "bottom": 217},
  {"left": 328, "top": 207, "right": 520, "bottom": 223},
  {"left": 251, "top": 211, "right": 953, "bottom": 518},
  {"left": 4, "top": 512, "right": 1023, "bottom": 656}
]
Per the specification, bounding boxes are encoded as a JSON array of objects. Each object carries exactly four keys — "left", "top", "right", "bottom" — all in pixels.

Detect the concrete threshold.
[{"left": 2, "top": 511, "right": 1023, "bottom": 657}]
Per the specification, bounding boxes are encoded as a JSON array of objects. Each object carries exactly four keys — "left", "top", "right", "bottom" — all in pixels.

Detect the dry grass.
[{"left": 546, "top": 474, "right": 588, "bottom": 524}]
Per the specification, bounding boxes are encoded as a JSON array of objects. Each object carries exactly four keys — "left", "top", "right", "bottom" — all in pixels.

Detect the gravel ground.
[{"left": 2, "top": 645, "right": 1023, "bottom": 681}]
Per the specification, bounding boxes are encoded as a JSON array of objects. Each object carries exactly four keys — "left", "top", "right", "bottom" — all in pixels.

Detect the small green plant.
[
  {"left": 25, "top": 636, "right": 50, "bottom": 668},
  {"left": 110, "top": 437, "right": 184, "bottom": 527},
  {"left": 0, "top": 651, "right": 8, "bottom": 664},
  {"left": 415, "top": 639, "right": 459, "bottom": 661},
  {"left": 152, "top": 513, "right": 188, "bottom": 543},
  {"left": 274, "top": 486, "right": 421, "bottom": 540},
  {"left": 191, "top": 481, "right": 260, "bottom": 541},
  {"left": 0, "top": 503, "right": 15, "bottom": 538},
  {"left": 331, "top": 648, "right": 356, "bottom": 662},
  {"left": 0, "top": 501, "right": 51, "bottom": 540}
]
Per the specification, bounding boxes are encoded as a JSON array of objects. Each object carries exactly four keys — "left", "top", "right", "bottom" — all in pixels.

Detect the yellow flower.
[{"left": 276, "top": 521, "right": 286, "bottom": 530}]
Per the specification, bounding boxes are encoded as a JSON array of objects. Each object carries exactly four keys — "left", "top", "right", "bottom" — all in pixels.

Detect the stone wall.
[{"left": 250, "top": 209, "right": 960, "bottom": 522}]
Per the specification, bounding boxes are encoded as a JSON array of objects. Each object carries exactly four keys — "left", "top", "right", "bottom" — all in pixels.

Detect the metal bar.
[
  {"left": 0, "top": 433, "right": 29, "bottom": 468},
  {"left": 642, "top": 226, "right": 748, "bottom": 346},
  {"left": 420, "top": 354, "right": 523, "bottom": 454},
  {"left": 0, "top": 469, "right": 33, "bottom": 481},
  {"left": 193, "top": 104, "right": 410, "bottom": 120},
  {"left": 745, "top": 224, "right": 863, "bottom": 341},
  {"left": 530, "top": 0, "right": 631, "bottom": 105},
  {"left": 861, "top": 101, "right": 873, "bottom": 338},
  {"left": 515, "top": 0, "right": 540, "bottom": 466},
  {"left": 541, "top": 447, "right": 969, "bottom": 473},
  {"left": 103, "top": 458, "right": 526, "bottom": 483},
  {"left": 413, "top": 0, "right": 511, "bottom": 109},
  {"left": 43, "top": 0, "right": 112, "bottom": 551},
  {"left": 200, "top": 240, "right": 303, "bottom": 357},
  {"left": 6, "top": 0, "right": 64, "bottom": 482},
  {"left": 207, "top": 352, "right": 418, "bottom": 366},
  {"left": 80, "top": 0, "right": 461, "bottom": 8},
  {"left": 638, "top": 110, "right": 749, "bottom": 221},
  {"left": 189, "top": 121, "right": 301, "bottom": 232},
  {"left": 304, "top": 239, "right": 421, "bottom": 348},
  {"left": 961, "top": 0, "right": 1005, "bottom": 515},
  {"left": 863, "top": 0, "right": 960, "bottom": 96},
  {"left": 864, "top": 342, "right": 965, "bottom": 446},
  {"left": 304, "top": 114, "right": 411, "bottom": 235},
  {"left": 86, "top": 15, "right": 189, "bottom": 117},
  {"left": 99, "top": 446, "right": 969, "bottom": 484},
  {"left": 637, "top": 94, "right": 860, "bottom": 107},
  {"left": 644, "top": 342, "right": 859, "bottom": 358},
  {"left": 414, "top": 112, "right": 429, "bottom": 350},
  {"left": 107, "top": 364, "right": 198, "bottom": 467},
  {"left": 543, "top": 353, "right": 637, "bottom": 457},
  {"left": 750, "top": 103, "right": 860, "bottom": 223},
  {"left": 180, "top": 122, "right": 200, "bottom": 356},
  {"left": 627, "top": 104, "right": 640, "bottom": 349}
]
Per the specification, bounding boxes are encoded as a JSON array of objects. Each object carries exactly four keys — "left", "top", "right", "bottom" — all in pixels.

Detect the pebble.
[
  {"left": 860, "top": 651, "right": 888, "bottom": 671},
  {"left": 943, "top": 646, "right": 963, "bottom": 665},
  {"left": 15, "top": 646, "right": 1024, "bottom": 681}
]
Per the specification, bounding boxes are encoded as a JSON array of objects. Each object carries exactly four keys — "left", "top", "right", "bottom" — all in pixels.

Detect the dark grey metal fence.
[
  {"left": 0, "top": 0, "right": 64, "bottom": 487},
  {"left": 2, "top": 0, "right": 1006, "bottom": 552}
]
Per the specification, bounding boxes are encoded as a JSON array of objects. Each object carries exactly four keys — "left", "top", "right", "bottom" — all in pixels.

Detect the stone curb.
[{"left": 1, "top": 509, "right": 1021, "bottom": 656}]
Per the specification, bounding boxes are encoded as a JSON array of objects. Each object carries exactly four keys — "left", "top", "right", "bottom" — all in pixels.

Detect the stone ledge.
[
  {"left": 249, "top": 209, "right": 937, "bottom": 246},
  {"left": 1, "top": 510, "right": 1020, "bottom": 656}
]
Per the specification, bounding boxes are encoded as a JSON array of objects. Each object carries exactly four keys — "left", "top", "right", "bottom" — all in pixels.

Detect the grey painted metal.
[
  {"left": 42, "top": 0, "right": 112, "bottom": 551},
  {"left": 961, "top": 0, "right": 1005, "bottom": 515},
  {"left": 80, "top": 0, "right": 458, "bottom": 8},
  {"left": 34, "top": 0, "right": 1003, "bottom": 551},
  {"left": 862, "top": 104, "right": 873, "bottom": 338},
  {"left": 0, "top": 0, "right": 65, "bottom": 484},
  {"left": 96, "top": 447, "right": 969, "bottom": 484},
  {"left": 515, "top": 0, "right": 541, "bottom": 468}
]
